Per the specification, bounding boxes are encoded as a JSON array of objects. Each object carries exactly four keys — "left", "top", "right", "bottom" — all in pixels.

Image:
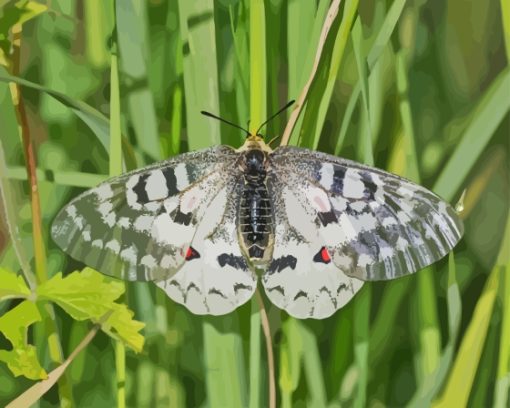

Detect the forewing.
[
  {"left": 269, "top": 146, "right": 463, "bottom": 281},
  {"left": 261, "top": 173, "right": 363, "bottom": 319},
  {"left": 156, "top": 179, "right": 257, "bottom": 315},
  {"left": 51, "top": 146, "right": 239, "bottom": 281}
]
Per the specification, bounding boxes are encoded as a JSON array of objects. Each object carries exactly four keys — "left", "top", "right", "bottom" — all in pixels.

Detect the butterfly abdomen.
[{"left": 239, "top": 150, "right": 274, "bottom": 263}]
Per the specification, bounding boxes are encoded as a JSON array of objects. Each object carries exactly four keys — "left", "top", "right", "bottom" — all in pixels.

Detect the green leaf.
[
  {"left": 37, "top": 268, "right": 125, "bottom": 320},
  {"left": 0, "top": 0, "right": 47, "bottom": 61},
  {"left": 0, "top": 300, "right": 47, "bottom": 380},
  {"left": 103, "top": 303, "right": 145, "bottom": 353},
  {"left": 0, "top": 267, "right": 31, "bottom": 301},
  {"left": 37, "top": 268, "right": 145, "bottom": 352}
]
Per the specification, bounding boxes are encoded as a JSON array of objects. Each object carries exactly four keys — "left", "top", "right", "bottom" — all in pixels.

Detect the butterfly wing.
[
  {"left": 261, "top": 172, "right": 363, "bottom": 319},
  {"left": 269, "top": 146, "right": 464, "bottom": 282},
  {"left": 156, "top": 179, "right": 257, "bottom": 315},
  {"left": 51, "top": 146, "right": 239, "bottom": 282}
]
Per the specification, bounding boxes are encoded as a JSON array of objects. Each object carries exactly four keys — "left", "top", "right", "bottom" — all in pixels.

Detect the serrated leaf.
[
  {"left": 102, "top": 303, "right": 145, "bottom": 353},
  {"left": 37, "top": 267, "right": 125, "bottom": 320},
  {"left": 37, "top": 267, "right": 144, "bottom": 352},
  {"left": 0, "top": 267, "right": 31, "bottom": 301},
  {"left": 0, "top": 300, "right": 47, "bottom": 380},
  {"left": 0, "top": 345, "right": 46, "bottom": 380}
]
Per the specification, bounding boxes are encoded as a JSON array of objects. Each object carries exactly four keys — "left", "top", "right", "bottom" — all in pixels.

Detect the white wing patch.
[
  {"left": 157, "top": 183, "right": 256, "bottom": 315},
  {"left": 263, "top": 176, "right": 363, "bottom": 319}
]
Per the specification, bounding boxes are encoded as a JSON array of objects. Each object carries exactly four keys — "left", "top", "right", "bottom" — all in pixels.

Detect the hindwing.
[{"left": 157, "top": 179, "right": 257, "bottom": 315}]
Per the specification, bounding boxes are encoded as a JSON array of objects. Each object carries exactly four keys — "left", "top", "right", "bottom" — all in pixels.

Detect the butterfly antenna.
[
  {"left": 201, "top": 111, "right": 251, "bottom": 136},
  {"left": 255, "top": 100, "right": 295, "bottom": 136}
]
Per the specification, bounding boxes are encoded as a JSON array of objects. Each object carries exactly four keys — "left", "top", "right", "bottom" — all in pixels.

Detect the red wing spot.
[
  {"left": 321, "top": 247, "right": 331, "bottom": 263},
  {"left": 185, "top": 246, "right": 200, "bottom": 261},
  {"left": 313, "top": 246, "right": 331, "bottom": 264}
]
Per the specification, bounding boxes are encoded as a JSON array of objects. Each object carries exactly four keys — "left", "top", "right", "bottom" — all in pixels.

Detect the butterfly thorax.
[{"left": 238, "top": 149, "right": 274, "bottom": 266}]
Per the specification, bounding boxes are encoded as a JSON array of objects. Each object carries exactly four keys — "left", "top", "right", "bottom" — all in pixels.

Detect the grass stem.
[
  {"left": 8, "top": 22, "right": 73, "bottom": 407},
  {"left": 281, "top": 0, "right": 343, "bottom": 146},
  {"left": 256, "top": 289, "right": 276, "bottom": 408}
]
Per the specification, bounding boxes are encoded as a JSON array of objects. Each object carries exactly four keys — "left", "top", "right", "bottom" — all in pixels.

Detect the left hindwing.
[{"left": 269, "top": 146, "right": 464, "bottom": 281}]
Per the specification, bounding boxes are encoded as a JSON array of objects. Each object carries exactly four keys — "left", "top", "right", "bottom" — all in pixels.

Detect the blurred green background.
[{"left": 0, "top": 0, "right": 509, "bottom": 407}]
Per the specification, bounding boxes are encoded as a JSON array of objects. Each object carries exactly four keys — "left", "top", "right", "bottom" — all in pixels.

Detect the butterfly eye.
[{"left": 313, "top": 247, "right": 331, "bottom": 264}]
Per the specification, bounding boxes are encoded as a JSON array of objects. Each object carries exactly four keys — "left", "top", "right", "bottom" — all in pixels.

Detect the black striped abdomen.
[{"left": 239, "top": 175, "right": 273, "bottom": 260}]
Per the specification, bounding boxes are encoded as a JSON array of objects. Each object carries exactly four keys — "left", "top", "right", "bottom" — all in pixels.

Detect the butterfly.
[{"left": 51, "top": 105, "right": 463, "bottom": 319}]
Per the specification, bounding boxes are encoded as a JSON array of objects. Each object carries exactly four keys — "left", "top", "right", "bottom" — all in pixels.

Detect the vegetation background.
[{"left": 0, "top": 0, "right": 509, "bottom": 407}]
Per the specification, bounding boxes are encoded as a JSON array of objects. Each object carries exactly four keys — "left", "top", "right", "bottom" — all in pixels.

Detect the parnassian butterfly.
[{"left": 51, "top": 108, "right": 463, "bottom": 319}]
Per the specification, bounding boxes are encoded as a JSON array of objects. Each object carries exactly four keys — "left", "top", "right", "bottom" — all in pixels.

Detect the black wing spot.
[
  {"left": 317, "top": 210, "right": 337, "bottom": 226},
  {"left": 162, "top": 167, "right": 179, "bottom": 196},
  {"left": 173, "top": 208, "right": 192, "bottom": 225},
  {"left": 268, "top": 255, "right": 297, "bottom": 274},
  {"left": 336, "top": 283, "right": 348, "bottom": 295},
  {"left": 217, "top": 253, "right": 248, "bottom": 270},
  {"left": 332, "top": 167, "right": 346, "bottom": 194},
  {"left": 132, "top": 173, "right": 150, "bottom": 203},
  {"left": 233, "top": 283, "right": 253, "bottom": 294},
  {"left": 208, "top": 288, "right": 227, "bottom": 298},
  {"left": 320, "top": 286, "right": 337, "bottom": 308},
  {"left": 363, "top": 180, "right": 378, "bottom": 200},
  {"left": 267, "top": 285, "right": 285, "bottom": 295},
  {"left": 293, "top": 290, "right": 308, "bottom": 301}
]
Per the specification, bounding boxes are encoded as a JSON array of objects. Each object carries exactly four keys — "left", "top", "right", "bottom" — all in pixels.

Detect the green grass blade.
[
  {"left": 495, "top": 215, "right": 510, "bottom": 407},
  {"left": 351, "top": 18, "right": 374, "bottom": 166},
  {"left": 203, "top": 319, "right": 248, "bottom": 407},
  {"left": 299, "top": 0, "right": 360, "bottom": 151},
  {"left": 433, "top": 67, "right": 510, "bottom": 201},
  {"left": 335, "top": 83, "right": 360, "bottom": 155},
  {"left": 5, "top": 167, "right": 107, "bottom": 188},
  {"left": 432, "top": 225, "right": 510, "bottom": 408},
  {"left": 300, "top": 322, "right": 327, "bottom": 407},
  {"left": 84, "top": 0, "right": 112, "bottom": 69},
  {"left": 287, "top": 0, "right": 322, "bottom": 98},
  {"left": 366, "top": 0, "right": 407, "bottom": 69},
  {"left": 351, "top": 19, "right": 374, "bottom": 407},
  {"left": 396, "top": 48, "right": 441, "bottom": 383},
  {"left": 178, "top": 0, "right": 221, "bottom": 150},
  {"left": 116, "top": 0, "right": 161, "bottom": 161},
  {"left": 501, "top": 0, "right": 510, "bottom": 61},
  {"left": 249, "top": 0, "right": 266, "bottom": 131},
  {"left": 408, "top": 253, "right": 462, "bottom": 407},
  {"left": 353, "top": 286, "right": 370, "bottom": 408},
  {"left": 110, "top": 12, "right": 126, "bottom": 407},
  {"left": 249, "top": 3, "right": 266, "bottom": 404},
  {"left": 109, "top": 39, "right": 123, "bottom": 177},
  {"left": 279, "top": 318, "right": 303, "bottom": 408},
  {"left": 0, "top": 69, "right": 110, "bottom": 153}
]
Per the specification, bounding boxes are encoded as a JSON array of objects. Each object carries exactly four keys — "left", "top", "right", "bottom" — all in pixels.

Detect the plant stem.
[
  {"left": 7, "top": 320, "right": 104, "bottom": 408},
  {"left": 280, "top": 0, "right": 343, "bottom": 146},
  {"left": 249, "top": 296, "right": 261, "bottom": 408},
  {"left": 110, "top": 7, "right": 127, "bottom": 406},
  {"left": 9, "top": 23, "right": 74, "bottom": 407},
  {"left": 256, "top": 289, "right": 275, "bottom": 408}
]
